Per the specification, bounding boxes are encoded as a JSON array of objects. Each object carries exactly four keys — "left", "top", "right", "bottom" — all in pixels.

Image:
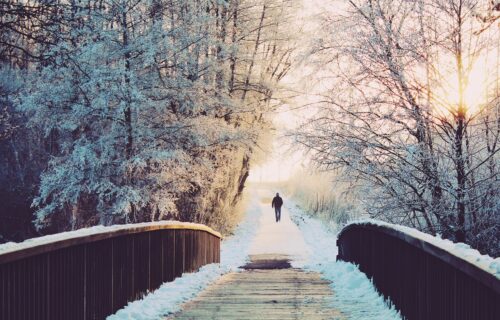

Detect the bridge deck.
[{"left": 168, "top": 255, "right": 342, "bottom": 320}]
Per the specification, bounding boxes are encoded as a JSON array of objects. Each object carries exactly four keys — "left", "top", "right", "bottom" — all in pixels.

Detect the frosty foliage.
[
  {"left": 0, "top": 66, "right": 21, "bottom": 140},
  {"left": 295, "top": 0, "right": 500, "bottom": 256},
  {"left": 285, "top": 170, "right": 363, "bottom": 228},
  {"left": 1, "top": 0, "right": 299, "bottom": 235}
]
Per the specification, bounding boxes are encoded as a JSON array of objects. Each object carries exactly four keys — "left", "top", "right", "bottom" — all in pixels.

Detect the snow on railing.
[
  {"left": 0, "top": 221, "right": 221, "bottom": 262},
  {"left": 337, "top": 220, "right": 500, "bottom": 320},
  {"left": 343, "top": 219, "right": 499, "bottom": 279},
  {"left": 0, "top": 221, "right": 221, "bottom": 320}
]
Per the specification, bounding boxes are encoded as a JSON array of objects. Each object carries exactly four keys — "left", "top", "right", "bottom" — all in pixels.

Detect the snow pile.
[
  {"left": 219, "top": 191, "right": 263, "bottom": 268},
  {"left": 107, "top": 190, "right": 262, "bottom": 320},
  {"left": 0, "top": 221, "right": 219, "bottom": 256},
  {"left": 287, "top": 203, "right": 402, "bottom": 320},
  {"left": 346, "top": 219, "right": 500, "bottom": 279},
  {"left": 108, "top": 264, "right": 228, "bottom": 320}
]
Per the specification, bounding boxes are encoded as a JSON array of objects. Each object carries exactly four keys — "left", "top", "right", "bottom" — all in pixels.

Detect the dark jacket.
[{"left": 272, "top": 196, "right": 283, "bottom": 208}]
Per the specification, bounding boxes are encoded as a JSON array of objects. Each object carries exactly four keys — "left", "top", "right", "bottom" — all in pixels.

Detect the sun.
[{"left": 433, "top": 57, "right": 491, "bottom": 117}]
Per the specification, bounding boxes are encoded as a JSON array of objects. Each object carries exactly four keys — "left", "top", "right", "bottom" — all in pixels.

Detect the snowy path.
[
  {"left": 247, "top": 188, "right": 310, "bottom": 266},
  {"left": 108, "top": 186, "right": 401, "bottom": 320},
  {"left": 169, "top": 188, "right": 340, "bottom": 319},
  {"left": 168, "top": 259, "right": 342, "bottom": 320}
]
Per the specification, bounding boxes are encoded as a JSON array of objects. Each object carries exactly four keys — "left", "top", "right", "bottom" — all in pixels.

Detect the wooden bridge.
[
  {"left": 0, "top": 219, "right": 499, "bottom": 320},
  {"left": 169, "top": 254, "right": 342, "bottom": 320}
]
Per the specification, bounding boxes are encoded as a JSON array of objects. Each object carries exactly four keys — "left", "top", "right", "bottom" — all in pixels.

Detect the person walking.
[{"left": 271, "top": 193, "right": 283, "bottom": 222}]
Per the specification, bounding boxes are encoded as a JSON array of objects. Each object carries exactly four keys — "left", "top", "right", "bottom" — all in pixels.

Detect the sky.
[{"left": 249, "top": 0, "right": 499, "bottom": 183}]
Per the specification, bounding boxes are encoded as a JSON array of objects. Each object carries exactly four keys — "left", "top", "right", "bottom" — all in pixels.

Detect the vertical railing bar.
[
  {"left": 46, "top": 253, "right": 50, "bottom": 320},
  {"left": 148, "top": 232, "right": 151, "bottom": 292},
  {"left": 111, "top": 239, "right": 114, "bottom": 315},
  {"left": 83, "top": 244, "right": 87, "bottom": 320}
]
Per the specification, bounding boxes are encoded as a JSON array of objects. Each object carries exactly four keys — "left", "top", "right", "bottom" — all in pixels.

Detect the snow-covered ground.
[
  {"left": 247, "top": 189, "right": 310, "bottom": 267},
  {"left": 285, "top": 201, "right": 402, "bottom": 320}
]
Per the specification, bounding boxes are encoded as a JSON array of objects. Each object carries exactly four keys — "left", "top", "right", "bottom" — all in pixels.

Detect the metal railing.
[
  {"left": 337, "top": 223, "right": 500, "bottom": 320},
  {"left": 0, "top": 222, "right": 221, "bottom": 320}
]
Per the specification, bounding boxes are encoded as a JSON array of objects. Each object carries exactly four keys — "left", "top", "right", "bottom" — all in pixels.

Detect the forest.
[
  {"left": 0, "top": 0, "right": 298, "bottom": 240},
  {"left": 1, "top": 0, "right": 499, "bottom": 258}
]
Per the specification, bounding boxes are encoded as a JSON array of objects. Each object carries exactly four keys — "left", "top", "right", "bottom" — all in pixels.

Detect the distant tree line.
[
  {"left": 0, "top": 0, "right": 298, "bottom": 240},
  {"left": 296, "top": 0, "right": 499, "bottom": 256}
]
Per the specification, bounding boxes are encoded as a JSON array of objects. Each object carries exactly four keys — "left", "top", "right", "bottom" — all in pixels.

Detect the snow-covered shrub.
[{"left": 285, "top": 170, "right": 362, "bottom": 229}]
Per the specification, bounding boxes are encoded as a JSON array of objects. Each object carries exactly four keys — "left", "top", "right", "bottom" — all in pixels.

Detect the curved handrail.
[
  {"left": 337, "top": 221, "right": 500, "bottom": 320},
  {"left": 0, "top": 221, "right": 221, "bottom": 320},
  {"left": 338, "top": 222, "right": 499, "bottom": 293},
  {"left": 0, "top": 221, "right": 222, "bottom": 264}
]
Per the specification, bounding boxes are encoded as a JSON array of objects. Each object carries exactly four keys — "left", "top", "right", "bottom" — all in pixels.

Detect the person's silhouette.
[{"left": 271, "top": 193, "right": 283, "bottom": 222}]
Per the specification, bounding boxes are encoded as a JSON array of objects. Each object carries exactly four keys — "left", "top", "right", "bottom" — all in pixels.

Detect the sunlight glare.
[{"left": 435, "top": 58, "right": 489, "bottom": 116}]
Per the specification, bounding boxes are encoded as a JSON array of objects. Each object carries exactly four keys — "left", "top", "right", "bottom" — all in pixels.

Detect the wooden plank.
[{"left": 168, "top": 255, "right": 343, "bottom": 320}]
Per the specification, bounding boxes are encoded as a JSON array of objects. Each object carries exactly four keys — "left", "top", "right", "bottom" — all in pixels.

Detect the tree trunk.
[{"left": 241, "top": 4, "right": 266, "bottom": 102}]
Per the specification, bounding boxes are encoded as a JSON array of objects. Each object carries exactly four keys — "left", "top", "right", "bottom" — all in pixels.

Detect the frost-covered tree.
[
  {"left": 296, "top": 0, "right": 499, "bottom": 256},
  {"left": 1, "top": 0, "right": 299, "bottom": 237}
]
